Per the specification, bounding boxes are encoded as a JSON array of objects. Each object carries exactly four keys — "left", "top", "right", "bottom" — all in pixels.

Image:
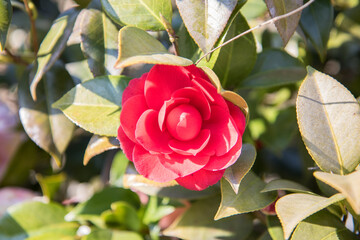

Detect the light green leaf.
[
  {"left": 163, "top": 197, "right": 253, "bottom": 240},
  {"left": 267, "top": 215, "right": 284, "bottom": 240},
  {"left": 143, "top": 196, "right": 176, "bottom": 224},
  {"left": 83, "top": 135, "right": 119, "bottom": 166},
  {"left": 296, "top": 67, "right": 360, "bottom": 174},
  {"left": 215, "top": 172, "right": 277, "bottom": 220},
  {"left": 335, "top": 5, "right": 360, "bottom": 39},
  {"left": 31, "top": 8, "right": 80, "bottom": 100},
  {"left": 36, "top": 173, "right": 66, "bottom": 201},
  {"left": 275, "top": 193, "right": 345, "bottom": 239},
  {"left": 299, "top": 0, "right": 333, "bottom": 62},
  {"left": 65, "top": 60, "right": 93, "bottom": 83},
  {"left": 265, "top": 0, "right": 303, "bottom": 46},
  {"left": 0, "top": 0, "right": 12, "bottom": 51},
  {"left": 109, "top": 152, "right": 129, "bottom": 187},
  {"left": 101, "top": 0, "right": 172, "bottom": 31},
  {"left": 19, "top": 64, "right": 76, "bottom": 167},
  {"left": 242, "top": 49, "right": 306, "bottom": 88},
  {"left": 223, "top": 144, "right": 256, "bottom": 194},
  {"left": 73, "top": 0, "right": 91, "bottom": 8},
  {"left": 102, "top": 202, "right": 142, "bottom": 231},
  {"left": 176, "top": 0, "right": 237, "bottom": 54},
  {"left": 261, "top": 179, "right": 312, "bottom": 194},
  {"left": 314, "top": 171, "right": 360, "bottom": 215},
  {"left": 53, "top": 75, "right": 129, "bottom": 137},
  {"left": 114, "top": 26, "right": 192, "bottom": 68},
  {"left": 80, "top": 9, "right": 121, "bottom": 77},
  {"left": 84, "top": 229, "right": 143, "bottom": 240}
]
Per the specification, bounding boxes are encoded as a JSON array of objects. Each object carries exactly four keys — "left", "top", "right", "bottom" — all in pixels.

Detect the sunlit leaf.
[
  {"left": 36, "top": 173, "right": 66, "bottom": 201},
  {"left": 275, "top": 193, "right": 345, "bottom": 239},
  {"left": 267, "top": 215, "right": 284, "bottom": 240},
  {"left": 142, "top": 196, "right": 176, "bottom": 224},
  {"left": 0, "top": 0, "right": 12, "bottom": 51},
  {"left": 296, "top": 67, "right": 360, "bottom": 174},
  {"left": 109, "top": 152, "right": 129, "bottom": 187},
  {"left": 101, "top": 0, "right": 172, "bottom": 31},
  {"left": 65, "top": 60, "right": 93, "bottom": 83},
  {"left": 221, "top": 91, "right": 249, "bottom": 120},
  {"left": 83, "top": 135, "right": 119, "bottom": 165},
  {"left": 261, "top": 179, "right": 312, "bottom": 194},
  {"left": 53, "top": 75, "right": 129, "bottom": 137},
  {"left": 102, "top": 202, "right": 141, "bottom": 231},
  {"left": 83, "top": 229, "right": 143, "bottom": 240}
]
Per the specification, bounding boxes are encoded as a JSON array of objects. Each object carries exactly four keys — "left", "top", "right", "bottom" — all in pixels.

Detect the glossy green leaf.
[
  {"left": 261, "top": 179, "right": 312, "bottom": 194},
  {"left": 31, "top": 8, "right": 80, "bottom": 100},
  {"left": 164, "top": 197, "right": 253, "bottom": 240},
  {"left": 0, "top": 0, "right": 12, "bottom": 51},
  {"left": 53, "top": 75, "right": 129, "bottom": 137},
  {"left": 291, "top": 210, "right": 359, "bottom": 240},
  {"left": 36, "top": 173, "right": 66, "bottom": 201},
  {"left": 242, "top": 49, "right": 306, "bottom": 88},
  {"left": 19, "top": 65, "right": 75, "bottom": 167},
  {"left": 314, "top": 171, "right": 360, "bottom": 214},
  {"left": 65, "top": 60, "right": 93, "bottom": 83},
  {"left": 83, "top": 135, "right": 119, "bottom": 165},
  {"left": 265, "top": 0, "right": 303, "bottom": 46},
  {"left": 102, "top": 202, "right": 141, "bottom": 231},
  {"left": 223, "top": 144, "right": 256, "bottom": 194},
  {"left": 80, "top": 9, "right": 121, "bottom": 77},
  {"left": 176, "top": 0, "right": 237, "bottom": 54},
  {"left": 296, "top": 67, "right": 360, "bottom": 174},
  {"left": 215, "top": 172, "right": 277, "bottom": 220},
  {"left": 114, "top": 26, "right": 192, "bottom": 68},
  {"left": 83, "top": 229, "right": 143, "bottom": 240},
  {"left": 109, "top": 152, "right": 129, "bottom": 187},
  {"left": 299, "top": 0, "right": 333, "bottom": 61},
  {"left": 275, "top": 193, "right": 345, "bottom": 239},
  {"left": 101, "top": 0, "right": 172, "bottom": 31},
  {"left": 267, "top": 215, "right": 284, "bottom": 240}
]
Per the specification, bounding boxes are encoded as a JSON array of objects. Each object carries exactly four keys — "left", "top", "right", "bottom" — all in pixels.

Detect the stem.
[
  {"left": 23, "top": 0, "right": 38, "bottom": 54},
  {"left": 195, "top": 0, "right": 315, "bottom": 65},
  {"left": 11, "top": 0, "right": 26, "bottom": 12},
  {"left": 160, "top": 14, "right": 180, "bottom": 56},
  {"left": 3, "top": 48, "right": 30, "bottom": 66}
]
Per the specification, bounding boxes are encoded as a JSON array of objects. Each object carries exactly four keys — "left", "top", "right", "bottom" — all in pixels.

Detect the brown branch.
[
  {"left": 3, "top": 48, "right": 29, "bottom": 66},
  {"left": 195, "top": 0, "right": 315, "bottom": 65},
  {"left": 23, "top": 0, "right": 38, "bottom": 54},
  {"left": 160, "top": 14, "right": 180, "bottom": 56}
]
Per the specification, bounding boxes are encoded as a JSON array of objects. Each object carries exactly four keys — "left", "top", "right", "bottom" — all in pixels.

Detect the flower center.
[{"left": 166, "top": 104, "right": 202, "bottom": 141}]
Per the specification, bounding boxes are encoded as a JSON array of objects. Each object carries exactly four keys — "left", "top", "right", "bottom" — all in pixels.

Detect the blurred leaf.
[
  {"left": 240, "top": 0, "right": 267, "bottom": 19},
  {"left": 296, "top": 67, "right": 360, "bottom": 174},
  {"left": 267, "top": 215, "right": 284, "bottom": 240},
  {"left": 36, "top": 173, "right": 66, "bottom": 201},
  {"left": 314, "top": 171, "right": 360, "bottom": 215},
  {"left": 215, "top": 172, "right": 277, "bottom": 220},
  {"left": 109, "top": 152, "right": 129, "bottom": 187},
  {"left": 275, "top": 193, "right": 345, "bottom": 239},
  {"left": 0, "top": 0, "right": 12, "bottom": 51},
  {"left": 114, "top": 26, "right": 192, "bottom": 68},
  {"left": 335, "top": 5, "right": 360, "bottom": 39},
  {"left": 223, "top": 144, "right": 256, "bottom": 194},
  {"left": 164, "top": 197, "right": 253, "bottom": 240},
  {"left": 19, "top": 65, "right": 75, "bottom": 167},
  {"left": 83, "top": 229, "right": 142, "bottom": 240},
  {"left": 299, "top": 0, "right": 333, "bottom": 61},
  {"left": 177, "top": 23, "right": 200, "bottom": 62},
  {"left": 53, "top": 75, "right": 129, "bottom": 137},
  {"left": 102, "top": 201, "right": 141, "bottom": 231},
  {"left": 74, "top": 0, "right": 91, "bottom": 8},
  {"left": 83, "top": 135, "right": 119, "bottom": 165},
  {"left": 101, "top": 0, "right": 172, "bottom": 31},
  {"left": 261, "top": 179, "right": 312, "bottom": 194},
  {"left": 80, "top": 9, "right": 121, "bottom": 77},
  {"left": 31, "top": 8, "right": 80, "bottom": 100},
  {"left": 65, "top": 60, "right": 93, "bottom": 83},
  {"left": 332, "top": 0, "right": 358, "bottom": 8},
  {"left": 265, "top": 0, "right": 303, "bottom": 46},
  {"left": 143, "top": 196, "right": 176, "bottom": 224},
  {"left": 242, "top": 49, "right": 306, "bottom": 88},
  {"left": 0, "top": 201, "right": 78, "bottom": 239},
  {"left": 176, "top": 0, "right": 237, "bottom": 54},
  {"left": 291, "top": 210, "right": 360, "bottom": 240}
]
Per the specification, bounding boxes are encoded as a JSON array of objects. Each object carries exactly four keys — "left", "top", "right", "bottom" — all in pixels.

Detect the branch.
[
  {"left": 160, "top": 14, "right": 180, "bottom": 56},
  {"left": 23, "top": 0, "right": 38, "bottom": 54},
  {"left": 195, "top": 0, "right": 315, "bottom": 65},
  {"left": 3, "top": 48, "right": 30, "bottom": 66}
]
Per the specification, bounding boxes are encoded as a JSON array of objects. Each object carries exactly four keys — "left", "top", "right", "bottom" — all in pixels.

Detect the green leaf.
[
  {"left": 215, "top": 172, "right": 277, "bottom": 220},
  {"left": 291, "top": 210, "right": 359, "bottom": 240},
  {"left": 83, "top": 229, "right": 143, "bottom": 240},
  {"left": 36, "top": 173, "right": 66, "bottom": 201},
  {"left": 109, "top": 152, "right": 129, "bottom": 187},
  {"left": 299, "top": 0, "right": 333, "bottom": 62},
  {"left": 73, "top": 0, "right": 91, "bottom": 8},
  {"left": 0, "top": 0, "right": 12, "bottom": 51},
  {"left": 83, "top": 135, "right": 119, "bottom": 166},
  {"left": 114, "top": 26, "right": 192, "bottom": 68},
  {"left": 296, "top": 67, "right": 360, "bottom": 174},
  {"left": 101, "top": 0, "right": 172, "bottom": 31},
  {"left": 265, "top": 0, "right": 303, "bottom": 46},
  {"left": 80, "top": 9, "right": 121, "bottom": 77},
  {"left": 335, "top": 5, "right": 360, "bottom": 39},
  {"left": 267, "top": 215, "right": 284, "bottom": 240},
  {"left": 0, "top": 201, "right": 77, "bottom": 239},
  {"left": 143, "top": 196, "right": 176, "bottom": 224},
  {"left": 19, "top": 64, "right": 76, "bottom": 167},
  {"left": 242, "top": 49, "right": 306, "bottom": 88},
  {"left": 223, "top": 144, "right": 256, "bottom": 194},
  {"left": 176, "top": 0, "right": 237, "bottom": 54},
  {"left": 163, "top": 197, "right": 253, "bottom": 240},
  {"left": 53, "top": 75, "right": 129, "bottom": 137},
  {"left": 31, "top": 8, "right": 80, "bottom": 100},
  {"left": 102, "top": 202, "right": 142, "bottom": 231},
  {"left": 65, "top": 60, "right": 93, "bottom": 83},
  {"left": 275, "top": 193, "right": 345, "bottom": 239},
  {"left": 261, "top": 179, "right": 312, "bottom": 194},
  {"left": 314, "top": 171, "right": 360, "bottom": 215}
]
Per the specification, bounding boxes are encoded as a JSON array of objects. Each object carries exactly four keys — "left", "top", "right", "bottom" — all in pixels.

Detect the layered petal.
[
  {"left": 175, "top": 168, "right": 225, "bottom": 191},
  {"left": 169, "top": 129, "right": 211, "bottom": 156},
  {"left": 191, "top": 77, "right": 228, "bottom": 109},
  {"left": 120, "top": 95, "right": 148, "bottom": 142},
  {"left": 122, "top": 73, "right": 146, "bottom": 105},
  {"left": 184, "top": 65, "right": 210, "bottom": 81},
  {"left": 158, "top": 97, "right": 189, "bottom": 131},
  {"left": 133, "top": 145, "right": 178, "bottom": 182},
  {"left": 145, "top": 65, "right": 192, "bottom": 110},
  {"left": 227, "top": 100, "right": 246, "bottom": 135},
  {"left": 135, "top": 109, "right": 172, "bottom": 154},
  {"left": 117, "top": 126, "right": 135, "bottom": 161}
]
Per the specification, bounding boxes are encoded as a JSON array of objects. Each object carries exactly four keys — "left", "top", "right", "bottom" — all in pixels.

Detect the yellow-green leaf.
[
  {"left": 84, "top": 135, "right": 120, "bottom": 165},
  {"left": 0, "top": 0, "right": 12, "bottom": 51}
]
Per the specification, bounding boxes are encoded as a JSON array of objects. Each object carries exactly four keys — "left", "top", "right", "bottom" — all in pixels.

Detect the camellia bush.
[{"left": 1, "top": 0, "right": 360, "bottom": 239}]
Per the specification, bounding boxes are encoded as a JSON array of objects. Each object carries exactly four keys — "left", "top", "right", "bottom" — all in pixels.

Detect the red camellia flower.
[{"left": 117, "top": 64, "right": 246, "bottom": 191}]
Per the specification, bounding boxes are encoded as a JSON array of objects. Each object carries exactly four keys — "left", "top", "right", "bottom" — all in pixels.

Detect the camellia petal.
[
  {"left": 184, "top": 64, "right": 211, "bottom": 81},
  {"left": 227, "top": 101, "right": 246, "bottom": 135},
  {"left": 169, "top": 129, "right": 211, "bottom": 156},
  {"left": 122, "top": 73, "right": 146, "bottom": 105},
  {"left": 133, "top": 145, "right": 179, "bottom": 182},
  {"left": 158, "top": 97, "right": 189, "bottom": 131},
  {"left": 120, "top": 95, "right": 148, "bottom": 142},
  {"left": 191, "top": 77, "right": 228, "bottom": 109},
  {"left": 135, "top": 109, "right": 173, "bottom": 154},
  {"left": 117, "top": 126, "right": 135, "bottom": 162},
  {"left": 175, "top": 168, "right": 225, "bottom": 191},
  {"left": 145, "top": 65, "right": 192, "bottom": 110}
]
